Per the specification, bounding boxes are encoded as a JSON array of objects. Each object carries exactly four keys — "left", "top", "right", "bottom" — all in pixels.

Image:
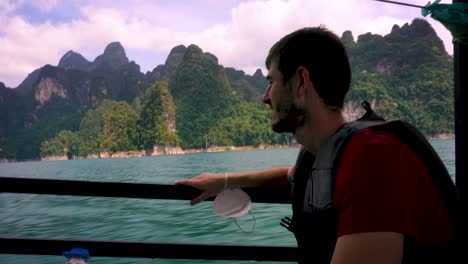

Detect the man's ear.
[{"left": 296, "top": 66, "right": 311, "bottom": 97}]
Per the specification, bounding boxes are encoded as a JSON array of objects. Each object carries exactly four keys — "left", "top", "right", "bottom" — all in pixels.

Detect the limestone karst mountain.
[{"left": 0, "top": 19, "right": 454, "bottom": 160}]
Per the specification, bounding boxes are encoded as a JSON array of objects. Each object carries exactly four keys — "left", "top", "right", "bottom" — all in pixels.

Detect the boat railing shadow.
[{"left": 0, "top": 176, "right": 298, "bottom": 262}]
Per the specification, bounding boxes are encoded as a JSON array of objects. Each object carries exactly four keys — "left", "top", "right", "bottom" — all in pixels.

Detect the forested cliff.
[{"left": 0, "top": 19, "right": 453, "bottom": 160}]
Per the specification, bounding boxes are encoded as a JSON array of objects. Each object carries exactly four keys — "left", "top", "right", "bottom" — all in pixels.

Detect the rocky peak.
[
  {"left": 185, "top": 44, "right": 203, "bottom": 58},
  {"left": 204, "top": 52, "right": 218, "bottom": 64},
  {"left": 252, "top": 69, "right": 264, "bottom": 79},
  {"left": 405, "top": 19, "right": 444, "bottom": 51},
  {"left": 104, "top": 42, "right": 127, "bottom": 56},
  {"left": 58, "top": 50, "right": 90, "bottom": 71},
  {"left": 16, "top": 67, "right": 42, "bottom": 92},
  {"left": 165, "top": 45, "right": 187, "bottom": 69},
  {"left": 146, "top": 45, "right": 187, "bottom": 84},
  {"left": 182, "top": 44, "right": 221, "bottom": 68},
  {"left": 172, "top": 44, "right": 213, "bottom": 79},
  {"left": 388, "top": 19, "right": 442, "bottom": 45},
  {"left": 92, "top": 42, "right": 129, "bottom": 70},
  {"left": 225, "top": 67, "right": 244, "bottom": 78},
  {"left": 391, "top": 24, "right": 400, "bottom": 34},
  {"left": 167, "top": 45, "right": 187, "bottom": 59},
  {"left": 402, "top": 19, "right": 436, "bottom": 36},
  {"left": 341, "top": 30, "right": 355, "bottom": 47},
  {"left": 357, "top": 32, "right": 383, "bottom": 44},
  {"left": 250, "top": 68, "right": 268, "bottom": 94}
]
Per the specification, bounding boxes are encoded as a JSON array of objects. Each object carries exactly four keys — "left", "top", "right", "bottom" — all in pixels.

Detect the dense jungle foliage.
[{"left": 0, "top": 19, "right": 454, "bottom": 160}]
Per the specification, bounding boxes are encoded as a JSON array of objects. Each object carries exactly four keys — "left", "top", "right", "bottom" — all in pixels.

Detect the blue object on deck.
[{"left": 63, "top": 248, "right": 89, "bottom": 259}]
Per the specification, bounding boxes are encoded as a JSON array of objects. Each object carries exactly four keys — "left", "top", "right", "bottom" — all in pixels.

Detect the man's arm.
[
  {"left": 331, "top": 232, "right": 404, "bottom": 264},
  {"left": 175, "top": 167, "right": 290, "bottom": 205}
]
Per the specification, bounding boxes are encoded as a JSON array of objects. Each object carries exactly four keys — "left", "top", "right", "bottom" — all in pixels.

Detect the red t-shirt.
[{"left": 332, "top": 128, "right": 454, "bottom": 246}]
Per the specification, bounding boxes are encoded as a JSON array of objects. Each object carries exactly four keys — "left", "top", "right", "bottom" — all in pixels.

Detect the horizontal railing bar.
[
  {"left": 0, "top": 237, "right": 298, "bottom": 261},
  {"left": 0, "top": 176, "right": 291, "bottom": 204}
]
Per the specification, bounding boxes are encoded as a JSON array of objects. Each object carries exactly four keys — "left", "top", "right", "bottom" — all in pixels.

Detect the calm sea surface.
[{"left": 0, "top": 140, "right": 455, "bottom": 264}]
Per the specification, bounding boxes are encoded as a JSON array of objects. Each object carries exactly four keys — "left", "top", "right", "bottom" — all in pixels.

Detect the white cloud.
[
  {"left": 0, "top": 0, "right": 15, "bottom": 14},
  {"left": 179, "top": 0, "right": 454, "bottom": 75},
  {"left": 0, "top": 0, "right": 455, "bottom": 88}
]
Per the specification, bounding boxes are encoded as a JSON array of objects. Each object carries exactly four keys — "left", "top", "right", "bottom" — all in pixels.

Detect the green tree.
[
  {"left": 40, "top": 130, "right": 80, "bottom": 158},
  {"left": 71, "top": 99, "right": 139, "bottom": 155},
  {"left": 97, "top": 100, "right": 139, "bottom": 153},
  {"left": 78, "top": 109, "right": 101, "bottom": 156},
  {"left": 205, "top": 102, "right": 282, "bottom": 147},
  {"left": 170, "top": 44, "right": 237, "bottom": 149},
  {"left": 139, "top": 81, "right": 179, "bottom": 150}
]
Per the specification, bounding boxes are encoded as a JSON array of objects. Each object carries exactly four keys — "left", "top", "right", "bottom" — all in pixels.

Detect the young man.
[{"left": 176, "top": 27, "right": 458, "bottom": 263}]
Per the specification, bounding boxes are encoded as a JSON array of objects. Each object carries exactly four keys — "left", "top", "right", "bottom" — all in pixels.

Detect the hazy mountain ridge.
[
  {"left": 58, "top": 50, "right": 91, "bottom": 71},
  {"left": 0, "top": 19, "right": 454, "bottom": 160},
  {"left": 343, "top": 19, "right": 453, "bottom": 133}
]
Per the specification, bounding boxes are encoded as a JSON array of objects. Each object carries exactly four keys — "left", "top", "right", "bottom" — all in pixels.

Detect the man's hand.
[
  {"left": 175, "top": 173, "right": 225, "bottom": 205},
  {"left": 175, "top": 167, "right": 291, "bottom": 205}
]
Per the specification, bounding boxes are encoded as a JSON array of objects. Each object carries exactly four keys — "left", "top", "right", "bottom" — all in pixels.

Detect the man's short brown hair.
[{"left": 266, "top": 27, "right": 351, "bottom": 109}]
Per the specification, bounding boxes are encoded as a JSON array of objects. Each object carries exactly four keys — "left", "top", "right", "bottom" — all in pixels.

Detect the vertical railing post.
[{"left": 454, "top": 0, "right": 468, "bottom": 231}]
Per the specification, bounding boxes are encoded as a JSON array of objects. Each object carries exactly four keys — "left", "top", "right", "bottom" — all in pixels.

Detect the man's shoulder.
[
  {"left": 337, "top": 125, "right": 428, "bottom": 176},
  {"left": 345, "top": 127, "right": 406, "bottom": 154}
]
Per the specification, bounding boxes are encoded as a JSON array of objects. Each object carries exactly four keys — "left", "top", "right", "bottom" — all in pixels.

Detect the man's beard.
[{"left": 271, "top": 102, "right": 306, "bottom": 134}]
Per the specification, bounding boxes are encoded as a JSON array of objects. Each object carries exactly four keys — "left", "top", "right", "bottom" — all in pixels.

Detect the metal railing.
[{"left": 0, "top": 176, "right": 297, "bottom": 262}]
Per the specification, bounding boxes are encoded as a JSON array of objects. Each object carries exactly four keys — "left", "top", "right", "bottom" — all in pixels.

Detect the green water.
[{"left": 0, "top": 140, "right": 455, "bottom": 263}]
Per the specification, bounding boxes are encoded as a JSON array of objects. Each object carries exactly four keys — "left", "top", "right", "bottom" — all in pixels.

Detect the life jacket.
[{"left": 286, "top": 101, "right": 462, "bottom": 263}]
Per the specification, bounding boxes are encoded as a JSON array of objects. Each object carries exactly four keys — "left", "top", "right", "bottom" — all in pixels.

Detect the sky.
[{"left": 0, "top": 0, "right": 454, "bottom": 88}]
